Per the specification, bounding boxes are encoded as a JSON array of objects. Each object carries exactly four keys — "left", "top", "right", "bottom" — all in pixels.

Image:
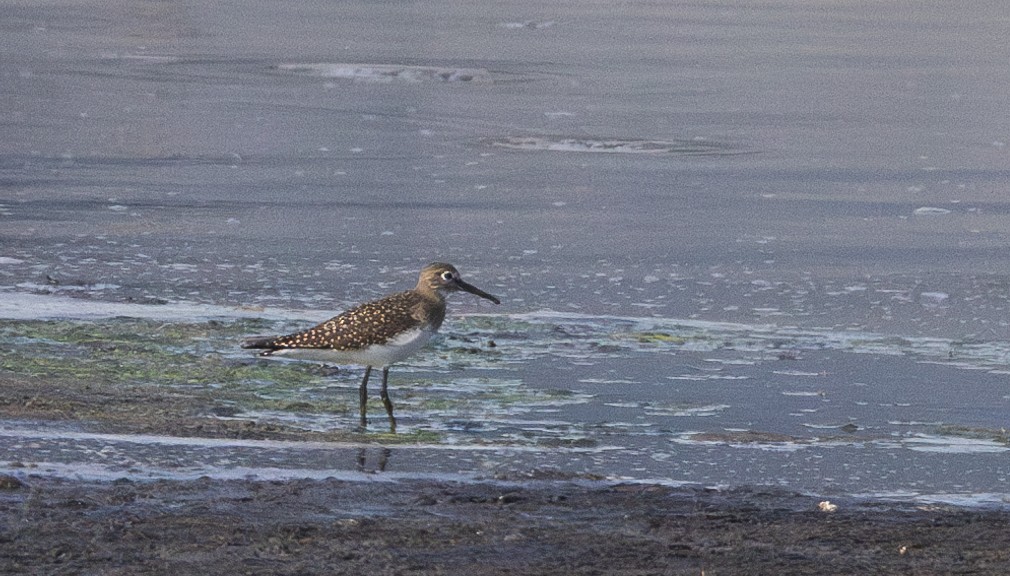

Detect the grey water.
[{"left": 3, "top": 0, "right": 1010, "bottom": 504}]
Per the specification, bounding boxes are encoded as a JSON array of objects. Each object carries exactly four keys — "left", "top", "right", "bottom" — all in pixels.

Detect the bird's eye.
[{"left": 441, "top": 271, "right": 454, "bottom": 281}]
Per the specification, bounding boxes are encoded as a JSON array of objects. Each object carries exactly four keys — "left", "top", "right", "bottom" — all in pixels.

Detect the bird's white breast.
[{"left": 356, "top": 326, "right": 435, "bottom": 366}]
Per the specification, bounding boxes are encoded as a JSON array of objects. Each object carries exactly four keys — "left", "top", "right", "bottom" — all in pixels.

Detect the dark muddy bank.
[{"left": 3, "top": 475, "right": 1010, "bottom": 575}]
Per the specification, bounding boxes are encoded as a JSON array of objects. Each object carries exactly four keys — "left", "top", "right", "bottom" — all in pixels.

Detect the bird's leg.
[
  {"left": 379, "top": 367, "right": 396, "bottom": 433},
  {"left": 359, "top": 366, "right": 372, "bottom": 430}
]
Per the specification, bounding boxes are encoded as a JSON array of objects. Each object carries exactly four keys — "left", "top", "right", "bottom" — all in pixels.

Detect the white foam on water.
[
  {"left": 276, "top": 63, "right": 491, "bottom": 83},
  {"left": 901, "top": 434, "right": 1010, "bottom": 454},
  {"left": 0, "top": 291, "right": 310, "bottom": 322},
  {"left": 1, "top": 460, "right": 469, "bottom": 484}
]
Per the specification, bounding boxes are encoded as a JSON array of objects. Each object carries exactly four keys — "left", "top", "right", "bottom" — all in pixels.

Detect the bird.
[{"left": 241, "top": 262, "right": 501, "bottom": 432}]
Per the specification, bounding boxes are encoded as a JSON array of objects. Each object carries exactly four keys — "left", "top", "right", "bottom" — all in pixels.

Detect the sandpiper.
[{"left": 241, "top": 262, "right": 501, "bottom": 432}]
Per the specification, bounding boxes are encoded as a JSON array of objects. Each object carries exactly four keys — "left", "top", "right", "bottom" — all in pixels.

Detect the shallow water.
[
  {"left": 2, "top": 0, "right": 1010, "bottom": 505},
  {"left": 2, "top": 296, "right": 1010, "bottom": 507}
]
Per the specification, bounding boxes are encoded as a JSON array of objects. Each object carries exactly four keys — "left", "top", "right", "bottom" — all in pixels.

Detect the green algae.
[
  {"left": 0, "top": 318, "right": 316, "bottom": 389},
  {"left": 0, "top": 317, "right": 556, "bottom": 443},
  {"left": 0, "top": 318, "right": 356, "bottom": 438},
  {"left": 632, "top": 331, "right": 689, "bottom": 345},
  {"left": 14, "top": 311, "right": 1006, "bottom": 449}
]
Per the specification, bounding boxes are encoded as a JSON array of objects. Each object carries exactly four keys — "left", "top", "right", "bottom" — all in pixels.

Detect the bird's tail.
[{"left": 241, "top": 336, "right": 278, "bottom": 350}]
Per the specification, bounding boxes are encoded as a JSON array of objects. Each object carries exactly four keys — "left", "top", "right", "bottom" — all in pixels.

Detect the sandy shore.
[{"left": 3, "top": 474, "right": 1010, "bottom": 575}]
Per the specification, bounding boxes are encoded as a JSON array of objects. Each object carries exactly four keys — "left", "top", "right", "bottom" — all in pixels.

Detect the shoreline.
[{"left": 2, "top": 297, "right": 1010, "bottom": 507}]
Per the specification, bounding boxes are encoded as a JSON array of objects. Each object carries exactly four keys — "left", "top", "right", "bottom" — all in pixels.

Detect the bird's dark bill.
[{"left": 456, "top": 279, "right": 501, "bottom": 304}]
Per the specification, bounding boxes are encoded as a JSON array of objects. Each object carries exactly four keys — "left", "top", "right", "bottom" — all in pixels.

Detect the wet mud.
[{"left": 4, "top": 475, "right": 1010, "bottom": 575}]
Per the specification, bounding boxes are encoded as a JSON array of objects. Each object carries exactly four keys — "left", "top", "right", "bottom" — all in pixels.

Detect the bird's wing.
[{"left": 242, "top": 291, "right": 426, "bottom": 352}]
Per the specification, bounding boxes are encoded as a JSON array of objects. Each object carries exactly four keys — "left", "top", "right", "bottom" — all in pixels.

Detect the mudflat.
[{"left": 4, "top": 472, "right": 1010, "bottom": 575}]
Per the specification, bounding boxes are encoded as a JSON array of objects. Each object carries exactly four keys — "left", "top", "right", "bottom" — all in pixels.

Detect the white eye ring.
[{"left": 441, "top": 271, "right": 454, "bottom": 281}]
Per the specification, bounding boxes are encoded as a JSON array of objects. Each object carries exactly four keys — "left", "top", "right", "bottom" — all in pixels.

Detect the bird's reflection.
[{"left": 356, "top": 447, "right": 392, "bottom": 473}]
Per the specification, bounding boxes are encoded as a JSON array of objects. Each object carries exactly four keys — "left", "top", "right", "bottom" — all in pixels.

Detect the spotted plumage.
[
  {"left": 242, "top": 263, "right": 500, "bottom": 432},
  {"left": 245, "top": 290, "right": 445, "bottom": 354}
]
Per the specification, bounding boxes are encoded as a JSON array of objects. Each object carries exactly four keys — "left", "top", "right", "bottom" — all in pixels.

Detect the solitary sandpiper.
[{"left": 241, "top": 262, "right": 501, "bottom": 432}]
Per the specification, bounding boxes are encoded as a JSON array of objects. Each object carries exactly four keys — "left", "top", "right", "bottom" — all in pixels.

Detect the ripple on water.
[{"left": 484, "top": 135, "right": 737, "bottom": 156}]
